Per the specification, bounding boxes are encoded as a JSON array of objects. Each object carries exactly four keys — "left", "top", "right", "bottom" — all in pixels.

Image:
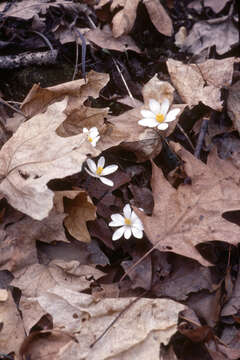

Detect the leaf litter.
[{"left": 0, "top": 0, "right": 240, "bottom": 359}]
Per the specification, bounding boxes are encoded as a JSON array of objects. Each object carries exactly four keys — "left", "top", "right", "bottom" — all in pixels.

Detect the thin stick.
[
  {"left": 0, "top": 97, "right": 27, "bottom": 118},
  {"left": 112, "top": 58, "right": 137, "bottom": 107},
  {"left": 90, "top": 291, "right": 147, "bottom": 348},
  {"left": 194, "top": 118, "right": 208, "bottom": 158},
  {"left": 176, "top": 123, "right": 194, "bottom": 150},
  {"left": 72, "top": 34, "right": 79, "bottom": 81}
]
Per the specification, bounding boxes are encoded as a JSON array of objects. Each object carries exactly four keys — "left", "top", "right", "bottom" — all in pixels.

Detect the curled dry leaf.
[
  {"left": 21, "top": 70, "right": 110, "bottom": 118},
  {"left": 143, "top": 0, "right": 173, "bottom": 36},
  {"left": 167, "top": 58, "right": 235, "bottom": 111},
  {"left": 135, "top": 143, "right": 240, "bottom": 266},
  {"left": 0, "top": 97, "right": 98, "bottom": 220},
  {"left": 54, "top": 190, "right": 97, "bottom": 243}
]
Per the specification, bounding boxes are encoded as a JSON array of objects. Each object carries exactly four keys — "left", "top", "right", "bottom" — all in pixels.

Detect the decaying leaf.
[
  {"left": 227, "top": 80, "right": 240, "bottom": 135},
  {"left": 135, "top": 143, "right": 240, "bottom": 266},
  {"left": 181, "top": 15, "right": 238, "bottom": 55},
  {"left": 21, "top": 70, "right": 110, "bottom": 118},
  {"left": 0, "top": 290, "right": 25, "bottom": 356},
  {"left": 0, "top": 97, "right": 98, "bottom": 220},
  {"left": 167, "top": 58, "right": 235, "bottom": 111},
  {"left": 188, "top": 0, "right": 231, "bottom": 14},
  {"left": 112, "top": 0, "right": 140, "bottom": 38},
  {"left": 86, "top": 25, "right": 141, "bottom": 53},
  {"left": 55, "top": 190, "right": 97, "bottom": 243},
  {"left": 143, "top": 0, "right": 173, "bottom": 37},
  {"left": 36, "top": 288, "right": 185, "bottom": 359}
]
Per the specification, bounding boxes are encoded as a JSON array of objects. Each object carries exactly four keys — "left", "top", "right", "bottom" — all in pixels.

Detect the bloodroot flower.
[
  {"left": 85, "top": 156, "right": 118, "bottom": 187},
  {"left": 138, "top": 98, "right": 180, "bottom": 131},
  {"left": 83, "top": 127, "right": 100, "bottom": 147},
  {"left": 109, "top": 204, "right": 144, "bottom": 241}
]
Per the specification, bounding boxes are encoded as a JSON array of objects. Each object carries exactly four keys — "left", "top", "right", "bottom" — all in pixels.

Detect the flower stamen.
[
  {"left": 88, "top": 136, "right": 93, "bottom": 142},
  {"left": 156, "top": 113, "right": 165, "bottom": 123},
  {"left": 96, "top": 166, "right": 103, "bottom": 175},
  {"left": 124, "top": 218, "right": 131, "bottom": 226}
]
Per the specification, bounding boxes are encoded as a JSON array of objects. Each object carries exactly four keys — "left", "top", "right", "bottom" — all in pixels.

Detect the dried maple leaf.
[
  {"left": 167, "top": 58, "right": 235, "bottom": 111},
  {"left": 143, "top": 0, "right": 173, "bottom": 36},
  {"left": 136, "top": 144, "right": 240, "bottom": 266},
  {"left": 0, "top": 97, "right": 98, "bottom": 220}
]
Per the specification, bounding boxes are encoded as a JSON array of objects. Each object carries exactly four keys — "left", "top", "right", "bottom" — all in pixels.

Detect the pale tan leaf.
[
  {"left": 21, "top": 70, "right": 110, "bottom": 118},
  {"left": 86, "top": 25, "right": 141, "bottom": 53},
  {"left": 0, "top": 290, "right": 25, "bottom": 356},
  {"left": 36, "top": 287, "right": 185, "bottom": 360},
  {"left": 0, "top": 97, "right": 98, "bottom": 220},
  {"left": 112, "top": 0, "right": 140, "bottom": 37},
  {"left": 143, "top": 0, "right": 173, "bottom": 36},
  {"left": 167, "top": 58, "right": 235, "bottom": 111},
  {"left": 135, "top": 144, "right": 240, "bottom": 266},
  {"left": 55, "top": 190, "right": 97, "bottom": 243}
]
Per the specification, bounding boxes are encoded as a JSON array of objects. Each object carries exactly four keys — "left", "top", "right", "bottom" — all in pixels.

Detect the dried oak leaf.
[
  {"left": 227, "top": 79, "right": 240, "bottom": 135},
  {"left": 135, "top": 144, "right": 240, "bottom": 266},
  {"left": 167, "top": 58, "right": 235, "bottom": 111},
  {"left": 188, "top": 0, "right": 231, "bottom": 14},
  {"left": 35, "top": 287, "right": 185, "bottom": 359},
  {"left": 112, "top": 0, "right": 140, "bottom": 38},
  {"left": 0, "top": 97, "right": 98, "bottom": 220}
]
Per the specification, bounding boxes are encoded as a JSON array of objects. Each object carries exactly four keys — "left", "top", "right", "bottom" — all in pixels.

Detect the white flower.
[
  {"left": 109, "top": 204, "right": 144, "bottom": 241},
  {"left": 83, "top": 127, "right": 100, "bottom": 147},
  {"left": 85, "top": 156, "right": 118, "bottom": 187},
  {"left": 138, "top": 98, "right": 181, "bottom": 131}
]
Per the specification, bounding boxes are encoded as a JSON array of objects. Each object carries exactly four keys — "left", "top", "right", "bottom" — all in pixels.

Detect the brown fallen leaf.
[
  {"left": 86, "top": 25, "right": 141, "bottom": 53},
  {"left": 167, "top": 58, "right": 235, "bottom": 111},
  {"left": 0, "top": 290, "right": 25, "bottom": 356},
  {"left": 188, "top": 0, "right": 230, "bottom": 14},
  {"left": 112, "top": 0, "right": 140, "bottom": 38},
  {"left": 135, "top": 143, "right": 240, "bottom": 266},
  {"left": 55, "top": 190, "right": 96, "bottom": 243},
  {"left": 0, "top": 97, "right": 98, "bottom": 220},
  {"left": 35, "top": 287, "right": 185, "bottom": 359},
  {"left": 181, "top": 15, "right": 238, "bottom": 55},
  {"left": 21, "top": 70, "right": 110, "bottom": 118},
  {"left": 143, "top": 0, "right": 173, "bottom": 37},
  {"left": 227, "top": 79, "right": 240, "bottom": 135}
]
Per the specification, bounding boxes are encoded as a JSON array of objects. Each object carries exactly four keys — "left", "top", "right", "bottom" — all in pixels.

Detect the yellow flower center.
[
  {"left": 124, "top": 218, "right": 131, "bottom": 226},
  {"left": 96, "top": 166, "right": 103, "bottom": 175},
  {"left": 156, "top": 113, "right": 165, "bottom": 123},
  {"left": 88, "top": 136, "right": 93, "bottom": 143}
]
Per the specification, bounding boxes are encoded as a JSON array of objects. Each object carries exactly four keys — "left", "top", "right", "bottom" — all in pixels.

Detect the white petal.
[
  {"left": 101, "top": 165, "right": 118, "bottom": 175},
  {"left": 165, "top": 108, "right": 181, "bottom": 122},
  {"left": 132, "top": 227, "right": 143, "bottom": 239},
  {"left": 91, "top": 136, "right": 100, "bottom": 147},
  {"left": 98, "top": 156, "right": 105, "bottom": 168},
  {"left": 160, "top": 98, "right": 170, "bottom": 116},
  {"left": 138, "top": 118, "right": 158, "bottom": 128},
  {"left": 149, "top": 99, "right": 161, "bottom": 114},
  {"left": 89, "top": 127, "right": 99, "bottom": 136},
  {"left": 83, "top": 127, "right": 89, "bottom": 133},
  {"left": 157, "top": 123, "right": 168, "bottom": 130},
  {"left": 141, "top": 109, "right": 155, "bottom": 118},
  {"left": 112, "top": 226, "right": 125, "bottom": 241},
  {"left": 123, "top": 204, "right": 132, "bottom": 218},
  {"left": 110, "top": 214, "right": 125, "bottom": 226},
  {"left": 124, "top": 227, "right": 132, "bottom": 239},
  {"left": 87, "top": 158, "right": 97, "bottom": 172},
  {"left": 100, "top": 177, "right": 114, "bottom": 186},
  {"left": 85, "top": 167, "right": 97, "bottom": 178},
  {"left": 132, "top": 219, "right": 144, "bottom": 231}
]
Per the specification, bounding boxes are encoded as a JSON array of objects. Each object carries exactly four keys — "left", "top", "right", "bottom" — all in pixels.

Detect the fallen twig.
[
  {"left": 194, "top": 118, "right": 209, "bottom": 158},
  {"left": 0, "top": 50, "right": 58, "bottom": 69}
]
